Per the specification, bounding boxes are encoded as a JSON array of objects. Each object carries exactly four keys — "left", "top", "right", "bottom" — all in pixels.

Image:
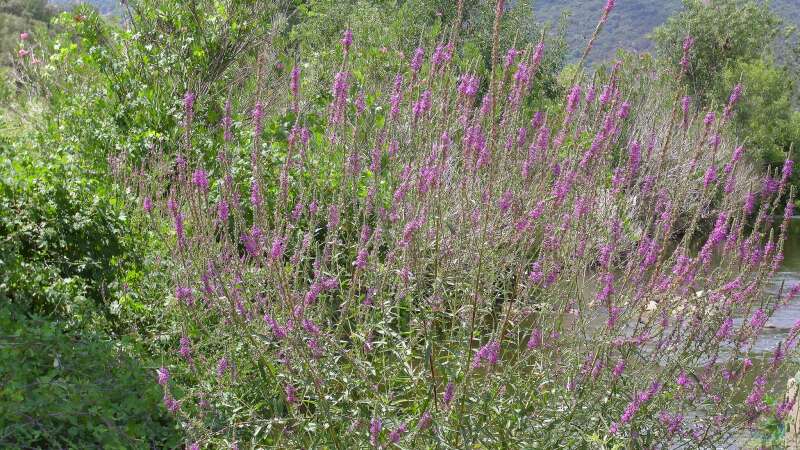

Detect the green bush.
[
  {"left": 651, "top": 0, "right": 783, "bottom": 99},
  {"left": 718, "top": 58, "right": 800, "bottom": 170},
  {"left": 0, "top": 309, "right": 179, "bottom": 449},
  {"left": 0, "top": 134, "right": 132, "bottom": 326}
]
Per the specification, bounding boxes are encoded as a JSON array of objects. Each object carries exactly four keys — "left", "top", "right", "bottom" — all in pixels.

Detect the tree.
[
  {"left": 720, "top": 58, "right": 800, "bottom": 170},
  {"left": 651, "top": 0, "right": 782, "bottom": 99}
]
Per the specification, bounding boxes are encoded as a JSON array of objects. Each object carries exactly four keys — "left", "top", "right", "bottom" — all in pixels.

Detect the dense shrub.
[
  {"left": 110, "top": 2, "right": 800, "bottom": 447},
  {"left": 0, "top": 309, "right": 179, "bottom": 448},
  {"left": 0, "top": 131, "right": 131, "bottom": 326},
  {"left": 651, "top": 0, "right": 783, "bottom": 99},
  {"left": 0, "top": 90, "right": 181, "bottom": 450},
  {"left": 717, "top": 58, "right": 800, "bottom": 174},
  {"left": 652, "top": 0, "right": 800, "bottom": 199},
  {"left": 6, "top": 0, "right": 800, "bottom": 447}
]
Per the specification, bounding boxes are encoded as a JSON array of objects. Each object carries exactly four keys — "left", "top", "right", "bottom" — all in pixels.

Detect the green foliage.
[
  {"left": 0, "top": 0, "right": 57, "bottom": 66},
  {"left": 0, "top": 309, "right": 179, "bottom": 449},
  {"left": 651, "top": 0, "right": 783, "bottom": 98},
  {"left": 0, "top": 132, "right": 135, "bottom": 326},
  {"left": 718, "top": 58, "right": 800, "bottom": 169},
  {"left": 292, "top": 0, "right": 568, "bottom": 101}
]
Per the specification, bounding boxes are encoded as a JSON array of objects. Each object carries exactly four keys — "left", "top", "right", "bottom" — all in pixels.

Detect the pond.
[{"left": 756, "top": 217, "right": 800, "bottom": 354}]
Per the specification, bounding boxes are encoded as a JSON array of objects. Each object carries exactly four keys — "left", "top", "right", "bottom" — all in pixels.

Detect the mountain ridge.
[{"left": 532, "top": 0, "right": 800, "bottom": 64}]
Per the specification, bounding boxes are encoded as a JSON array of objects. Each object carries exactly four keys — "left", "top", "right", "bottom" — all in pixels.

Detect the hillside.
[
  {"left": 51, "top": 0, "right": 119, "bottom": 15},
  {"left": 532, "top": 0, "right": 799, "bottom": 64},
  {"left": 60, "top": 0, "right": 799, "bottom": 65}
]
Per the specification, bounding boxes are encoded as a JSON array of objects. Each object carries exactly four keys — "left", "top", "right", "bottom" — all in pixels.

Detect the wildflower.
[
  {"left": 703, "top": 111, "right": 715, "bottom": 128},
  {"left": 596, "top": 273, "right": 615, "bottom": 305},
  {"left": 763, "top": 176, "right": 779, "bottom": 195},
  {"left": 328, "top": 205, "right": 340, "bottom": 229},
  {"left": 565, "top": 85, "right": 581, "bottom": 116},
  {"left": 620, "top": 398, "right": 640, "bottom": 424},
  {"left": 744, "top": 192, "right": 757, "bottom": 215},
  {"left": 504, "top": 47, "right": 520, "bottom": 69},
  {"left": 330, "top": 71, "right": 350, "bottom": 125},
  {"left": 20, "top": 32, "right": 29, "bottom": 40},
  {"left": 410, "top": 47, "right": 424, "bottom": 73},
  {"left": 290, "top": 65, "right": 300, "bottom": 98},
  {"left": 308, "top": 339, "right": 323, "bottom": 358},
  {"left": 681, "top": 96, "right": 691, "bottom": 126},
  {"left": 749, "top": 308, "right": 768, "bottom": 331},
  {"left": 179, "top": 336, "right": 192, "bottom": 361},
  {"left": 156, "top": 367, "right": 170, "bottom": 386},
  {"left": 600, "top": 84, "right": 612, "bottom": 105},
  {"left": 143, "top": 196, "right": 153, "bottom": 213},
  {"left": 302, "top": 319, "right": 320, "bottom": 336},
  {"left": 659, "top": 411, "right": 684, "bottom": 436},
  {"left": 776, "top": 399, "right": 796, "bottom": 420},
  {"left": 370, "top": 418, "right": 382, "bottom": 446},
  {"left": 183, "top": 91, "right": 196, "bottom": 124},
  {"left": 217, "top": 357, "right": 228, "bottom": 377},
  {"left": 443, "top": 382, "right": 455, "bottom": 405},
  {"left": 618, "top": 101, "right": 630, "bottom": 119},
  {"left": 724, "top": 83, "right": 742, "bottom": 119},
  {"left": 242, "top": 226, "right": 262, "bottom": 257},
  {"left": 192, "top": 168, "right": 209, "bottom": 192},
  {"left": 532, "top": 41, "right": 545, "bottom": 67},
  {"left": 285, "top": 384, "right": 298, "bottom": 404},
  {"left": 250, "top": 180, "right": 262, "bottom": 208},
  {"left": 612, "top": 360, "right": 625, "bottom": 378},
  {"left": 703, "top": 165, "right": 717, "bottom": 189},
  {"left": 264, "top": 313, "right": 287, "bottom": 340},
  {"left": 716, "top": 318, "right": 733, "bottom": 340},
  {"left": 680, "top": 36, "right": 694, "bottom": 71},
  {"left": 431, "top": 44, "right": 447, "bottom": 70},
  {"left": 499, "top": 190, "right": 513, "bottom": 213},
  {"left": 771, "top": 343, "right": 785, "bottom": 369},
  {"left": 785, "top": 283, "right": 800, "bottom": 303},
  {"left": 677, "top": 371, "right": 691, "bottom": 387},
  {"left": 412, "top": 90, "right": 432, "bottom": 120},
  {"left": 388, "top": 424, "right": 406, "bottom": 444},
  {"left": 607, "top": 306, "right": 622, "bottom": 329},
  {"left": 341, "top": 29, "right": 353, "bottom": 53},
  {"left": 355, "top": 91, "right": 366, "bottom": 115},
  {"left": 746, "top": 375, "right": 767, "bottom": 412},
  {"left": 175, "top": 286, "right": 194, "bottom": 306},
  {"left": 527, "top": 328, "right": 543, "bottom": 350},
  {"left": 221, "top": 98, "right": 233, "bottom": 141},
  {"left": 529, "top": 260, "right": 544, "bottom": 285},
  {"left": 457, "top": 74, "right": 479, "bottom": 98},
  {"left": 353, "top": 249, "right": 368, "bottom": 269},
  {"left": 270, "top": 236, "right": 286, "bottom": 262},
  {"left": 418, "top": 411, "right": 432, "bottom": 430},
  {"left": 390, "top": 74, "right": 404, "bottom": 120},
  {"left": 471, "top": 341, "right": 500, "bottom": 369},
  {"left": 782, "top": 159, "right": 794, "bottom": 185},
  {"left": 163, "top": 394, "right": 180, "bottom": 413},
  {"left": 585, "top": 85, "right": 596, "bottom": 104}
]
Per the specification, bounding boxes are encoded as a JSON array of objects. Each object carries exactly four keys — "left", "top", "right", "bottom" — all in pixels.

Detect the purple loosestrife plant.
[{"left": 124, "top": 20, "right": 795, "bottom": 449}]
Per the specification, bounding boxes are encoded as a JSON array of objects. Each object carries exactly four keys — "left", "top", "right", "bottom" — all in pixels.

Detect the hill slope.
[{"left": 532, "top": 0, "right": 799, "bottom": 64}]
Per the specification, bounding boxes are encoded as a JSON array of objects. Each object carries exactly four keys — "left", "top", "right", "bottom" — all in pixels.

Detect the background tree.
[
  {"left": 652, "top": 0, "right": 800, "bottom": 187},
  {"left": 651, "top": 0, "right": 783, "bottom": 99}
]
